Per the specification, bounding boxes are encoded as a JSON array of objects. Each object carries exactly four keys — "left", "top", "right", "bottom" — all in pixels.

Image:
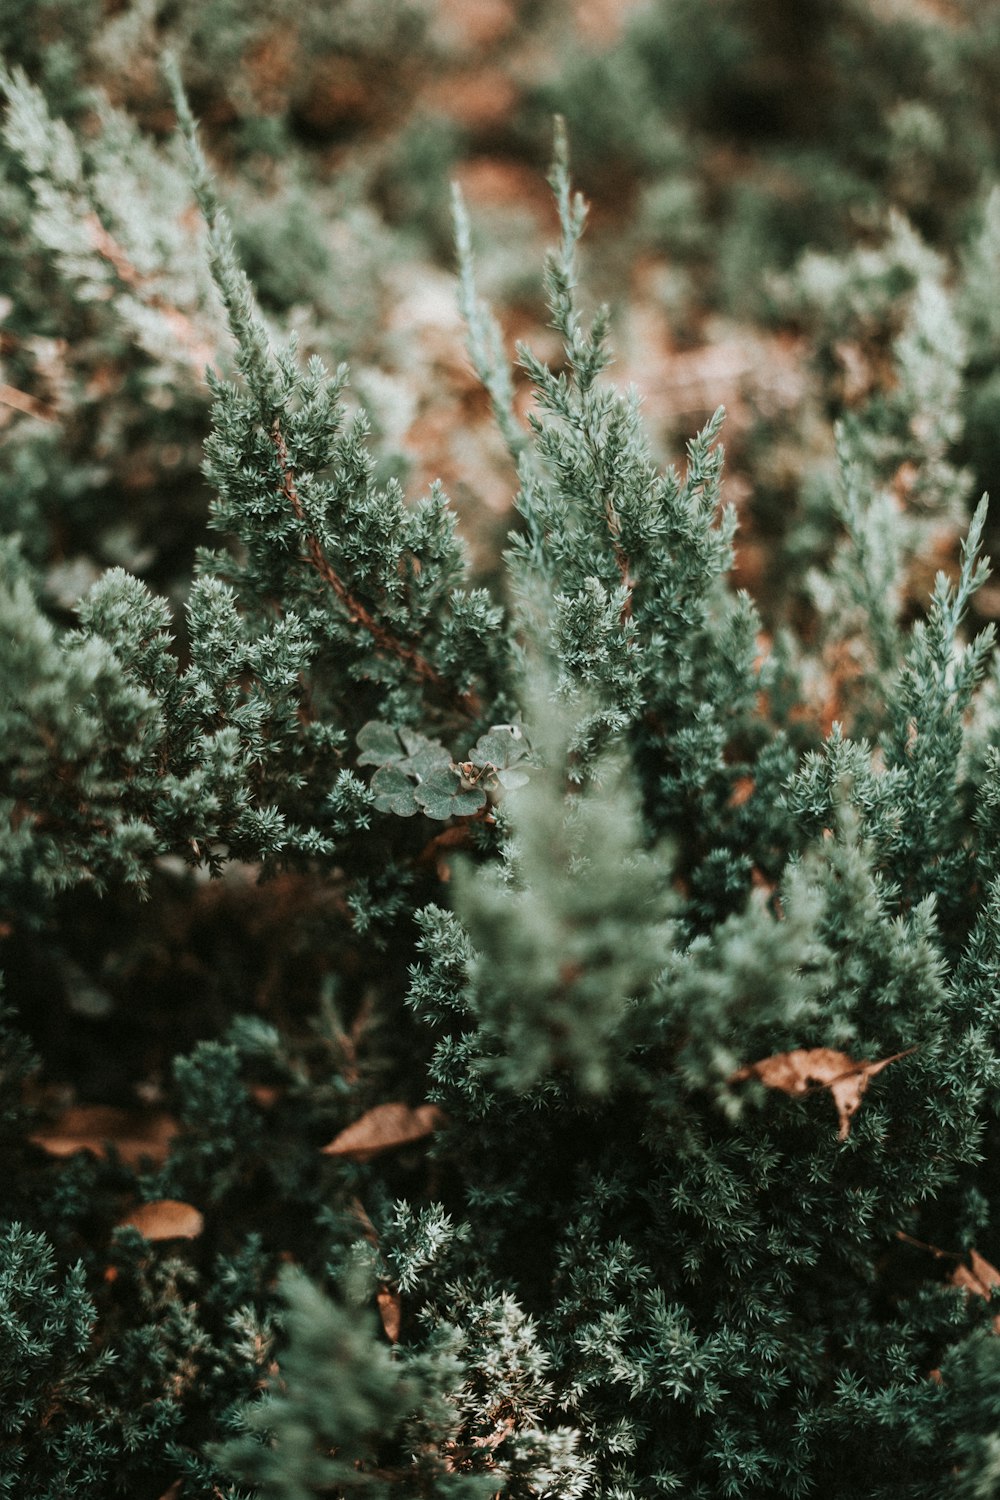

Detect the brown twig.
[
  {"left": 85, "top": 213, "right": 216, "bottom": 379},
  {"left": 416, "top": 806, "right": 495, "bottom": 877},
  {"left": 598, "top": 476, "right": 634, "bottom": 624},
  {"left": 895, "top": 1229, "right": 961, "bottom": 1261},
  {"left": 609, "top": 529, "right": 635, "bottom": 624},
  {"left": 0, "top": 382, "right": 56, "bottom": 423},
  {"left": 583, "top": 422, "right": 634, "bottom": 624},
  {"left": 270, "top": 421, "right": 481, "bottom": 716}
]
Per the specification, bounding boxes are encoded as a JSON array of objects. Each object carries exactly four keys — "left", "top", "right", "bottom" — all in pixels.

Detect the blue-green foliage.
[
  {"left": 6, "top": 56, "right": 1000, "bottom": 1500},
  {"left": 214, "top": 1267, "right": 420, "bottom": 1500},
  {"left": 0, "top": 1224, "right": 113, "bottom": 1497}
]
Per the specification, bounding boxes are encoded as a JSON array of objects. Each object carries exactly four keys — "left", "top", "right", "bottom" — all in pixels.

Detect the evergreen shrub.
[
  {"left": 6, "top": 47, "right": 1000, "bottom": 1500},
  {"left": 539, "top": 0, "right": 1000, "bottom": 554}
]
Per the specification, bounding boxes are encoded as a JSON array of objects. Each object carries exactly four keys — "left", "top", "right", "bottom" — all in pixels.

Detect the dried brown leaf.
[
  {"left": 952, "top": 1249, "right": 1000, "bottom": 1300},
  {"left": 731, "top": 1046, "right": 915, "bottom": 1140},
  {"left": 117, "top": 1199, "right": 204, "bottom": 1241},
  {"left": 249, "top": 1084, "right": 283, "bottom": 1109},
  {"left": 728, "top": 776, "right": 756, "bottom": 809},
  {"left": 30, "top": 1105, "right": 178, "bottom": 1166},
  {"left": 972, "top": 1249, "right": 1000, "bottom": 1291},
  {"left": 376, "top": 1285, "right": 402, "bottom": 1342},
  {"left": 423, "top": 68, "right": 518, "bottom": 131},
  {"left": 951, "top": 1248, "right": 1000, "bottom": 1333},
  {"left": 321, "top": 1102, "right": 444, "bottom": 1163},
  {"left": 348, "top": 1195, "right": 379, "bottom": 1246}
]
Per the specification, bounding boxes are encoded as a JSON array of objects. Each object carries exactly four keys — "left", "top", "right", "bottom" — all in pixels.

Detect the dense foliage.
[{"left": 7, "top": 5, "right": 1000, "bottom": 1497}]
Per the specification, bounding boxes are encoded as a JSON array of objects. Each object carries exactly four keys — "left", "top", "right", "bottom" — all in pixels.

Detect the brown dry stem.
[{"left": 270, "top": 422, "right": 481, "bottom": 716}]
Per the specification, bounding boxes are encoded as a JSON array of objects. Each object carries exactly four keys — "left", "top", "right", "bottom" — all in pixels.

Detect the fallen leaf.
[
  {"left": 377, "top": 1285, "right": 402, "bottom": 1342},
  {"left": 117, "top": 1199, "right": 204, "bottom": 1241},
  {"left": 952, "top": 1249, "right": 1000, "bottom": 1299},
  {"left": 30, "top": 1105, "right": 178, "bottom": 1166},
  {"left": 321, "top": 1102, "right": 444, "bottom": 1163},
  {"left": 348, "top": 1195, "right": 379, "bottom": 1244},
  {"left": 731, "top": 1046, "right": 915, "bottom": 1140},
  {"left": 728, "top": 776, "right": 755, "bottom": 808},
  {"left": 423, "top": 67, "right": 518, "bottom": 131},
  {"left": 951, "top": 1249, "right": 1000, "bottom": 1333},
  {"left": 249, "top": 1084, "right": 283, "bottom": 1109}
]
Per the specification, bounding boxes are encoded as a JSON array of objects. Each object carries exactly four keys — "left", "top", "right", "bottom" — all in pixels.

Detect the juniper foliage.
[{"left": 5, "top": 59, "right": 1000, "bottom": 1500}]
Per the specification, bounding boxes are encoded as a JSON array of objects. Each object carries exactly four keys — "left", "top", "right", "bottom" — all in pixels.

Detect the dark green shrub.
[{"left": 5, "top": 40, "right": 1000, "bottom": 1500}]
